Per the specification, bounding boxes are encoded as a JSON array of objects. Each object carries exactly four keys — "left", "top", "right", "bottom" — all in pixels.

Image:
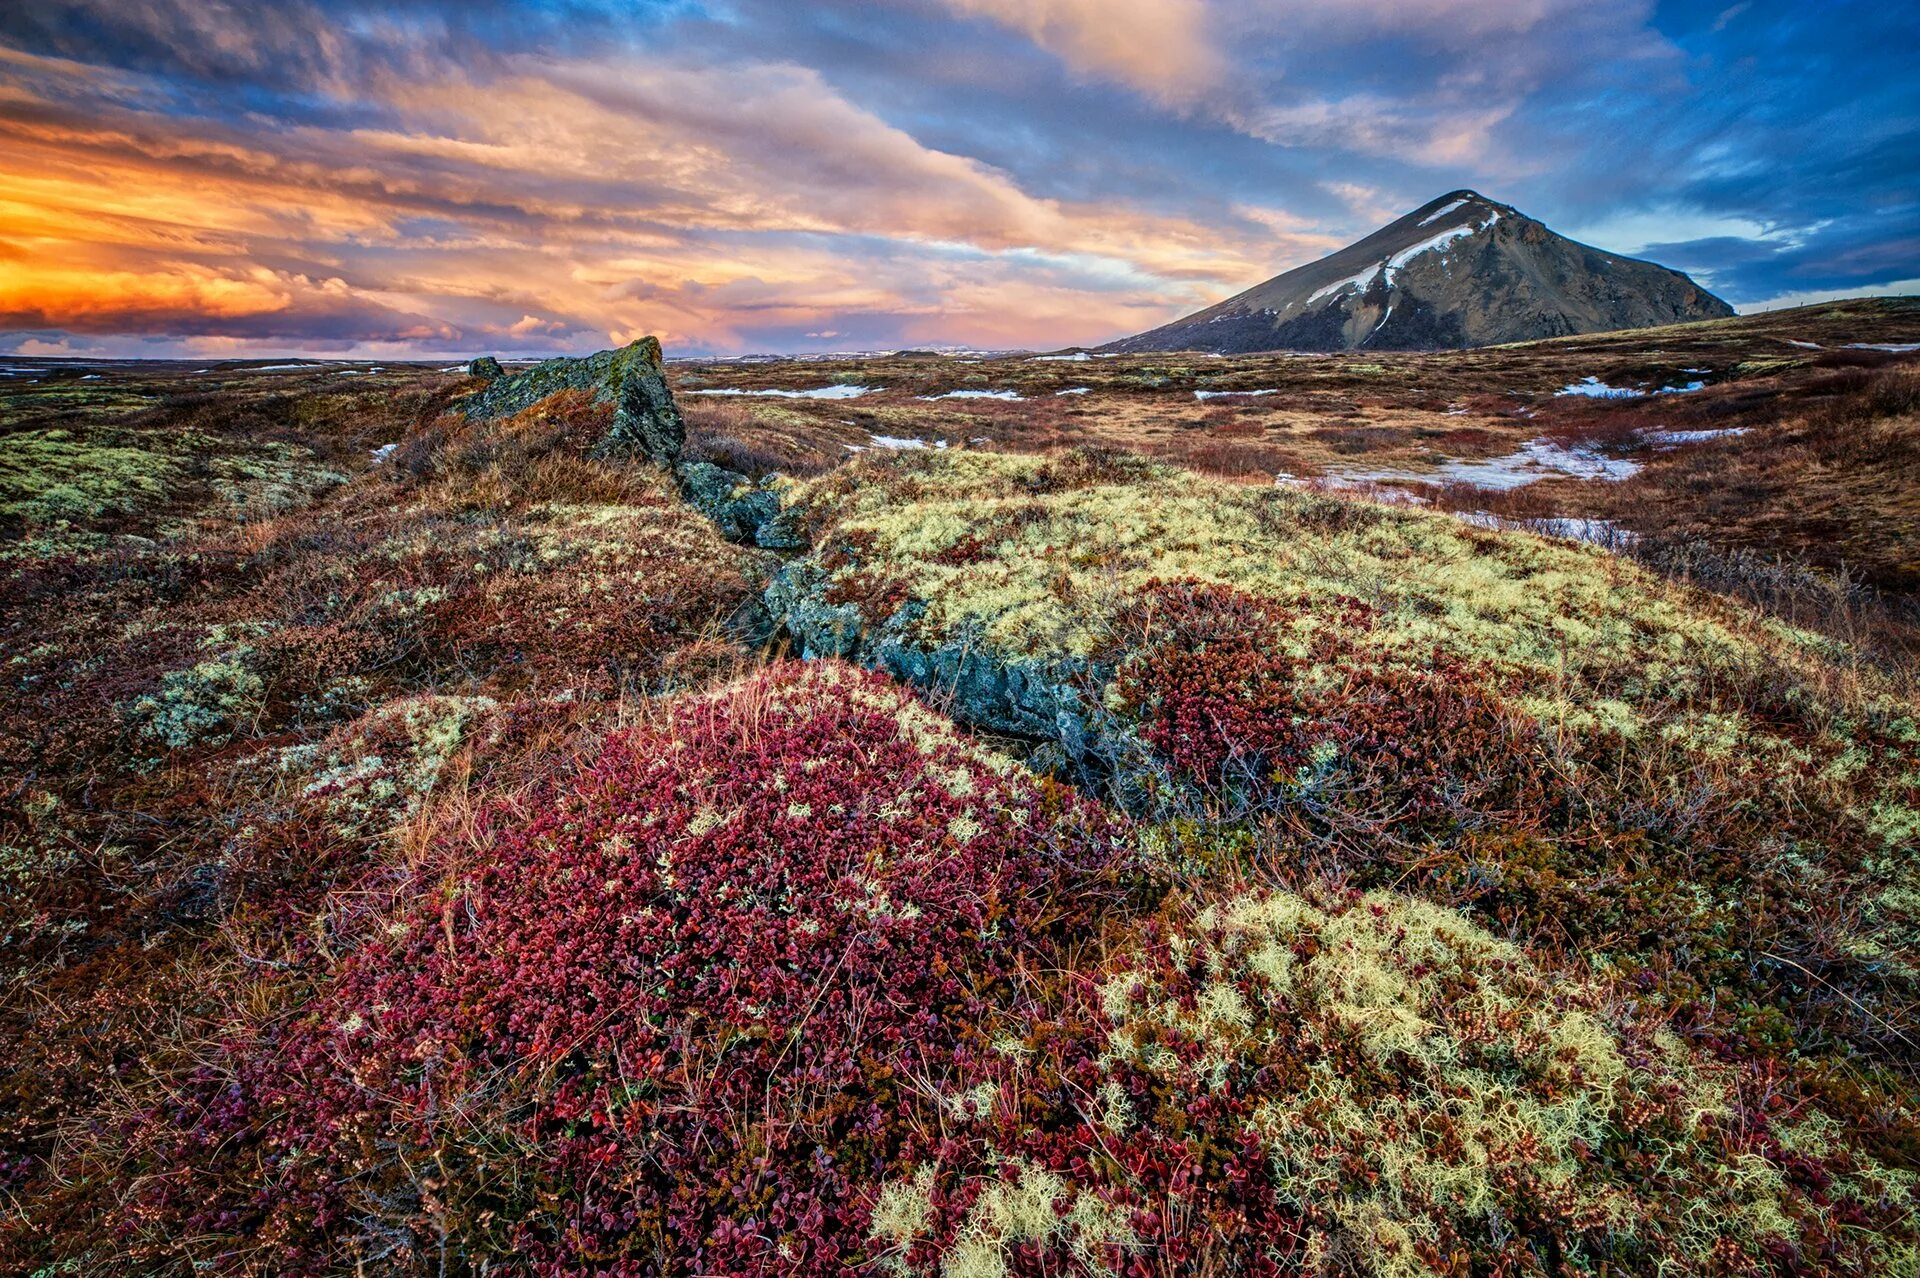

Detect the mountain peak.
[{"left": 1104, "top": 191, "right": 1732, "bottom": 353}]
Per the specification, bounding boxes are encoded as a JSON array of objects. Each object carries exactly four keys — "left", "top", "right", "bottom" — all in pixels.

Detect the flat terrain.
[{"left": 3, "top": 298, "right": 1919, "bottom": 1275}]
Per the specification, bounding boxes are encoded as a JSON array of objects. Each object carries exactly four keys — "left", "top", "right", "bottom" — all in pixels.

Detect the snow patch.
[
  {"left": 1030, "top": 352, "right": 1091, "bottom": 361},
  {"left": 1848, "top": 342, "right": 1920, "bottom": 353},
  {"left": 1308, "top": 264, "right": 1383, "bottom": 304},
  {"left": 1453, "top": 511, "right": 1638, "bottom": 548},
  {"left": 690, "top": 384, "right": 877, "bottom": 400},
  {"left": 1417, "top": 197, "right": 1471, "bottom": 227},
  {"left": 1055, "top": 387, "right": 1091, "bottom": 396},
  {"left": 1194, "top": 388, "right": 1279, "bottom": 400},
  {"left": 1556, "top": 376, "right": 1643, "bottom": 399},
  {"left": 1558, "top": 375, "right": 1707, "bottom": 398},
  {"left": 866, "top": 434, "right": 948, "bottom": 450},
  {"left": 370, "top": 443, "right": 399, "bottom": 463},
  {"left": 917, "top": 389, "right": 1024, "bottom": 401},
  {"left": 1383, "top": 219, "right": 1487, "bottom": 280},
  {"left": 1641, "top": 427, "right": 1748, "bottom": 445},
  {"left": 1332, "top": 438, "right": 1641, "bottom": 491}
]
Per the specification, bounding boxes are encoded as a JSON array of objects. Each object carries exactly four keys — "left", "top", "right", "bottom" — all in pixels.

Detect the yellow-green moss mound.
[{"left": 874, "top": 884, "right": 1918, "bottom": 1277}]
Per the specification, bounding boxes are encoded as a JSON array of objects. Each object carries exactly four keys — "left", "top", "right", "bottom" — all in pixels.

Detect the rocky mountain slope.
[{"left": 1105, "top": 190, "right": 1734, "bottom": 353}]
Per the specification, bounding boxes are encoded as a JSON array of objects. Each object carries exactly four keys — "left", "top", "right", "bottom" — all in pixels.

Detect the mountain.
[{"left": 1103, "top": 190, "right": 1734, "bottom": 354}]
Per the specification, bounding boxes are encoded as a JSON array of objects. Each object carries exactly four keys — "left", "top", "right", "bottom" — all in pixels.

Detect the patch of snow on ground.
[
  {"left": 1417, "top": 198, "right": 1470, "bottom": 226},
  {"left": 1642, "top": 427, "right": 1748, "bottom": 445},
  {"left": 1056, "top": 387, "right": 1091, "bottom": 396},
  {"left": 1453, "top": 511, "right": 1638, "bottom": 548},
  {"left": 1848, "top": 343, "right": 1920, "bottom": 353},
  {"left": 1557, "top": 376, "right": 1644, "bottom": 399},
  {"left": 1031, "top": 352, "right": 1090, "bottom": 361},
  {"left": 1308, "top": 264, "right": 1383, "bottom": 304},
  {"left": 1332, "top": 438, "right": 1641, "bottom": 490},
  {"left": 1195, "top": 389, "right": 1279, "bottom": 400},
  {"left": 1384, "top": 221, "right": 1484, "bottom": 280},
  {"left": 1786, "top": 340, "right": 1821, "bottom": 349},
  {"left": 867, "top": 434, "right": 947, "bottom": 450},
  {"left": 690, "top": 384, "right": 877, "bottom": 400},
  {"left": 918, "top": 389, "right": 1024, "bottom": 401},
  {"left": 370, "top": 443, "right": 399, "bottom": 463}
]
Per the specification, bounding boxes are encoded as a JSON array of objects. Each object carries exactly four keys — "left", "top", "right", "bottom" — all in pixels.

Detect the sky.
[{"left": 0, "top": 0, "right": 1915, "bottom": 359}]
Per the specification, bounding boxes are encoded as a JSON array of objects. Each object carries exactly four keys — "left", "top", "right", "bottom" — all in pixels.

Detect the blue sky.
[{"left": 0, "top": 0, "right": 1914, "bottom": 357}]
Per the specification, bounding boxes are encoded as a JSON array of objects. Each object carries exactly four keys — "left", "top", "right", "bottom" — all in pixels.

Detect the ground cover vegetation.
[{"left": 1, "top": 301, "right": 1917, "bottom": 1275}]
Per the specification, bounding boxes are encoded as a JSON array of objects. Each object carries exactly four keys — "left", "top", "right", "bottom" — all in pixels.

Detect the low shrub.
[{"left": 123, "top": 662, "right": 1138, "bottom": 1274}]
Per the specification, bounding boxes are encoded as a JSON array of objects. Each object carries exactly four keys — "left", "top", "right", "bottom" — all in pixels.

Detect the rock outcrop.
[
  {"left": 452, "top": 338, "right": 811, "bottom": 549},
  {"left": 1104, "top": 190, "right": 1736, "bottom": 354},
  {"left": 764, "top": 562, "right": 1155, "bottom": 797},
  {"left": 677, "top": 462, "right": 807, "bottom": 549},
  {"left": 455, "top": 337, "right": 684, "bottom": 463}
]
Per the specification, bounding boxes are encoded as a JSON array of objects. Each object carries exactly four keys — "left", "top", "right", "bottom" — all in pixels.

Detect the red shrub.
[
  {"left": 131, "top": 663, "right": 1136, "bottom": 1274},
  {"left": 1113, "top": 581, "right": 1312, "bottom": 789}
]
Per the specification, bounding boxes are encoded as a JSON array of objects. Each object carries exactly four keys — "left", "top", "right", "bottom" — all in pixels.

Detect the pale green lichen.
[
  {"left": 870, "top": 1159, "right": 1136, "bottom": 1278},
  {"left": 280, "top": 694, "right": 498, "bottom": 833},
  {"left": 128, "top": 647, "right": 264, "bottom": 749},
  {"left": 1091, "top": 887, "right": 1916, "bottom": 1277},
  {"left": 0, "top": 428, "right": 180, "bottom": 525},
  {"left": 0, "top": 426, "right": 345, "bottom": 534}
]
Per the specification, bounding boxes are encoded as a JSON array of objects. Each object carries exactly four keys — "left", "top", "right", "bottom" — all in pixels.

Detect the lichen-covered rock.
[
  {"left": 453, "top": 337, "right": 683, "bottom": 463},
  {"left": 675, "top": 460, "right": 783, "bottom": 543},
  {"left": 764, "top": 560, "right": 1153, "bottom": 792},
  {"left": 466, "top": 355, "right": 504, "bottom": 381},
  {"left": 752, "top": 502, "right": 811, "bottom": 550}
]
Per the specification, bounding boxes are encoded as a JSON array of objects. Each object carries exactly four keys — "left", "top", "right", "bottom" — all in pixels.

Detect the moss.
[
  {"left": 0, "top": 425, "right": 345, "bottom": 536},
  {"left": 1097, "top": 886, "right": 1916, "bottom": 1275},
  {"left": 127, "top": 646, "right": 265, "bottom": 750},
  {"left": 0, "top": 428, "right": 182, "bottom": 525},
  {"left": 784, "top": 447, "right": 1877, "bottom": 745}
]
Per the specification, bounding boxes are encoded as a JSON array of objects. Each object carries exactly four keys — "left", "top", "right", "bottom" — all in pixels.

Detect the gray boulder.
[
  {"left": 467, "top": 355, "right": 505, "bottom": 381},
  {"left": 675, "top": 461, "right": 783, "bottom": 543},
  {"left": 453, "top": 337, "right": 684, "bottom": 464}
]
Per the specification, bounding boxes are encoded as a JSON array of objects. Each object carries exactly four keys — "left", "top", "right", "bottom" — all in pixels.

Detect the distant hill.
[{"left": 1104, "top": 190, "right": 1734, "bottom": 353}]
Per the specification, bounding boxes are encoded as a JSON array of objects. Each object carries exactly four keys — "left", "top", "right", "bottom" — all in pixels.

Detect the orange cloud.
[
  {"left": 0, "top": 39, "right": 1330, "bottom": 352},
  {"left": 934, "top": 0, "right": 1222, "bottom": 102},
  {"left": 0, "top": 260, "right": 293, "bottom": 324}
]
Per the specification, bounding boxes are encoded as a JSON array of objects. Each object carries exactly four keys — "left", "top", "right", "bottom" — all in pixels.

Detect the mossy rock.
[{"left": 454, "top": 337, "right": 684, "bottom": 463}]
